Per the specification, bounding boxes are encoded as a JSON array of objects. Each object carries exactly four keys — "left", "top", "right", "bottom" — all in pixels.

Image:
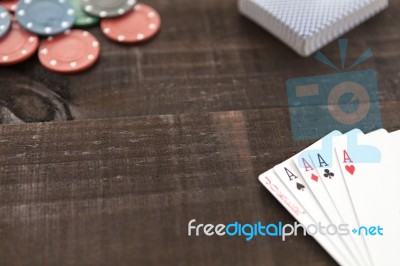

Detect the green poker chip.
[{"left": 71, "top": 0, "right": 99, "bottom": 27}]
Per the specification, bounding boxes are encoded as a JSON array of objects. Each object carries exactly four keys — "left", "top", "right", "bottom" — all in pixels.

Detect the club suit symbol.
[{"left": 323, "top": 169, "right": 334, "bottom": 179}]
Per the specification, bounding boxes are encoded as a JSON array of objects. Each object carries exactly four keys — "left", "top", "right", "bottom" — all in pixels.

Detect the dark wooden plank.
[
  {"left": 1, "top": 105, "right": 400, "bottom": 266},
  {"left": 0, "top": 109, "right": 319, "bottom": 266},
  {"left": 1, "top": 0, "right": 400, "bottom": 123},
  {"left": 1, "top": 0, "right": 400, "bottom": 265}
]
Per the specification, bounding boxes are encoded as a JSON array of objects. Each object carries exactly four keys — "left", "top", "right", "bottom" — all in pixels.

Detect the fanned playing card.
[
  {"left": 308, "top": 129, "right": 388, "bottom": 266},
  {"left": 273, "top": 131, "right": 359, "bottom": 266},
  {"left": 292, "top": 130, "right": 371, "bottom": 266},
  {"left": 258, "top": 170, "right": 348, "bottom": 265},
  {"left": 258, "top": 128, "right": 400, "bottom": 265},
  {"left": 335, "top": 130, "right": 400, "bottom": 265}
]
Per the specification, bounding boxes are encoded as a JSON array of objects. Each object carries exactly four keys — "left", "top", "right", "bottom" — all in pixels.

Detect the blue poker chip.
[
  {"left": 0, "top": 6, "right": 11, "bottom": 38},
  {"left": 16, "top": 0, "right": 75, "bottom": 36}
]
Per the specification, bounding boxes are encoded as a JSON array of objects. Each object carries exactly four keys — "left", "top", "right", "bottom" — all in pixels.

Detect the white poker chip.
[
  {"left": 0, "top": 6, "right": 11, "bottom": 38},
  {"left": 82, "top": 0, "right": 136, "bottom": 18},
  {"left": 238, "top": 0, "right": 388, "bottom": 56},
  {"left": 16, "top": 0, "right": 75, "bottom": 36}
]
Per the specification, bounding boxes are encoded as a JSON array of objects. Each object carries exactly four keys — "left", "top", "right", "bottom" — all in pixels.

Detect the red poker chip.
[
  {"left": 1, "top": 0, "right": 18, "bottom": 12},
  {"left": 101, "top": 3, "right": 161, "bottom": 43},
  {"left": 38, "top": 29, "right": 100, "bottom": 74},
  {"left": 0, "top": 22, "right": 39, "bottom": 66}
]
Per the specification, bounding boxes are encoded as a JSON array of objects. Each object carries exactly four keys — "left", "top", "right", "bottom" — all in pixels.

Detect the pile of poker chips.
[{"left": 0, "top": 0, "right": 161, "bottom": 74}]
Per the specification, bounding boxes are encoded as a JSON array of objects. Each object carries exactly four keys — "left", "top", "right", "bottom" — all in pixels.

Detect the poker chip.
[
  {"left": 0, "top": 6, "right": 11, "bottom": 38},
  {"left": 0, "top": 0, "right": 19, "bottom": 12},
  {"left": 71, "top": 0, "right": 99, "bottom": 27},
  {"left": 0, "top": 23, "right": 39, "bottom": 65},
  {"left": 82, "top": 0, "right": 136, "bottom": 18},
  {"left": 38, "top": 29, "right": 100, "bottom": 73},
  {"left": 100, "top": 4, "right": 161, "bottom": 43},
  {"left": 2, "top": 1, "right": 162, "bottom": 73},
  {"left": 16, "top": 0, "right": 75, "bottom": 36}
]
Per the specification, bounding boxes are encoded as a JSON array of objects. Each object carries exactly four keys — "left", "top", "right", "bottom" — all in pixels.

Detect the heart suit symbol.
[{"left": 345, "top": 165, "right": 355, "bottom": 175}]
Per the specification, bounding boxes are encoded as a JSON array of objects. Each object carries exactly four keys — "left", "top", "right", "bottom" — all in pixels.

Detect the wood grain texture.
[
  {"left": 1, "top": 105, "right": 400, "bottom": 266},
  {"left": 1, "top": 0, "right": 400, "bottom": 265},
  {"left": 0, "top": 109, "right": 325, "bottom": 266},
  {"left": 0, "top": 0, "right": 399, "bottom": 123}
]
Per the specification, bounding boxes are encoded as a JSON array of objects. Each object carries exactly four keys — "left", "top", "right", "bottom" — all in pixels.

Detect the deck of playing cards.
[
  {"left": 238, "top": 0, "right": 389, "bottom": 56},
  {"left": 259, "top": 129, "right": 400, "bottom": 265}
]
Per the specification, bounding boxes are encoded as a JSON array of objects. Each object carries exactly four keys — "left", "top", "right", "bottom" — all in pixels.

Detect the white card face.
[
  {"left": 292, "top": 130, "right": 370, "bottom": 266},
  {"left": 273, "top": 131, "right": 359, "bottom": 266},
  {"left": 335, "top": 131, "right": 400, "bottom": 265},
  {"left": 389, "top": 129, "right": 400, "bottom": 138},
  {"left": 308, "top": 129, "right": 387, "bottom": 266},
  {"left": 258, "top": 170, "right": 347, "bottom": 265}
]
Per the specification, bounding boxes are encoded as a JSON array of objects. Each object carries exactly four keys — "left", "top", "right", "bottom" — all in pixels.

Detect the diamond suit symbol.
[{"left": 311, "top": 174, "right": 318, "bottom": 182}]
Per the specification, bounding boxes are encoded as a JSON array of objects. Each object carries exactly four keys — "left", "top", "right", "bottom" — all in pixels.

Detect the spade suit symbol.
[{"left": 296, "top": 182, "right": 305, "bottom": 191}]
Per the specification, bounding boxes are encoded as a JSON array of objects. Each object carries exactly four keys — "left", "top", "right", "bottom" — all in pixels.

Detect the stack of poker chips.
[{"left": 0, "top": 0, "right": 161, "bottom": 74}]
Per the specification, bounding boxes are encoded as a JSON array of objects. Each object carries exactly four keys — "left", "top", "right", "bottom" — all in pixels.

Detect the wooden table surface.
[{"left": 1, "top": 0, "right": 399, "bottom": 265}]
